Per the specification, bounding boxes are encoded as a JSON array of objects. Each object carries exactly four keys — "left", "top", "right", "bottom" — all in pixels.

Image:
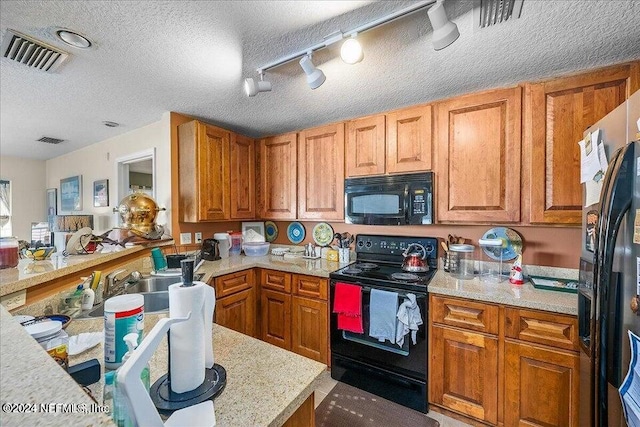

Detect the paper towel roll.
[{"left": 168, "top": 282, "right": 206, "bottom": 394}]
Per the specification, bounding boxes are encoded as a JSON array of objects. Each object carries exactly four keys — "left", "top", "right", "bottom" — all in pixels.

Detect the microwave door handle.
[{"left": 404, "top": 185, "right": 410, "bottom": 224}]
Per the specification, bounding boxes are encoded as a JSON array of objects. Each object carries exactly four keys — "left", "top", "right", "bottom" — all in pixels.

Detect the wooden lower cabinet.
[
  {"left": 504, "top": 341, "right": 580, "bottom": 427},
  {"left": 261, "top": 289, "right": 292, "bottom": 349},
  {"left": 215, "top": 288, "right": 257, "bottom": 337},
  {"left": 291, "top": 296, "right": 327, "bottom": 363},
  {"left": 430, "top": 325, "right": 498, "bottom": 424}
]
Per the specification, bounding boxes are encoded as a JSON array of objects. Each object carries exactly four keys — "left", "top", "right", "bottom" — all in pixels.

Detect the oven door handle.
[{"left": 331, "top": 280, "right": 427, "bottom": 299}]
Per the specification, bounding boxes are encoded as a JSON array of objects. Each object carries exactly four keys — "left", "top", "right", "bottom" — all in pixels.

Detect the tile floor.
[{"left": 313, "top": 369, "right": 472, "bottom": 427}]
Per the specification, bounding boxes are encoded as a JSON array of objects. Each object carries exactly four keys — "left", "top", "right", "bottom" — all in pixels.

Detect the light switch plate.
[
  {"left": 194, "top": 232, "right": 203, "bottom": 244},
  {"left": 1, "top": 289, "right": 26, "bottom": 310},
  {"left": 180, "top": 232, "right": 192, "bottom": 245}
]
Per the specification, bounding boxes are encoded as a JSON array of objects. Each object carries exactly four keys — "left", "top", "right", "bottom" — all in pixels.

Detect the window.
[{"left": 0, "top": 180, "right": 11, "bottom": 237}]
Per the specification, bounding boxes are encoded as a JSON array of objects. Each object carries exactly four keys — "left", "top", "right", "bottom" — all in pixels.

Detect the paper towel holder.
[{"left": 150, "top": 331, "right": 227, "bottom": 413}]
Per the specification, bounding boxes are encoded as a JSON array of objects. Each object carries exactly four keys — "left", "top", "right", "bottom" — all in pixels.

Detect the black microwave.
[{"left": 344, "top": 172, "right": 433, "bottom": 225}]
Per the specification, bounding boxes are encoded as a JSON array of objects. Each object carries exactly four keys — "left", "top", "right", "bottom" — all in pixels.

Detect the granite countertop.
[
  {"left": 0, "top": 247, "right": 146, "bottom": 297},
  {"left": 427, "top": 266, "right": 578, "bottom": 315},
  {"left": 1, "top": 307, "right": 326, "bottom": 427},
  {"left": 196, "top": 253, "right": 349, "bottom": 283}
]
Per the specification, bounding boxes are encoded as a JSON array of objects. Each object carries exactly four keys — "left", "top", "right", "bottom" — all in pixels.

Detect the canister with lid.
[
  {"left": 448, "top": 244, "right": 475, "bottom": 280},
  {"left": 479, "top": 238, "right": 505, "bottom": 284},
  {"left": 25, "top": 320, "right": 69, "bottom": 370}
]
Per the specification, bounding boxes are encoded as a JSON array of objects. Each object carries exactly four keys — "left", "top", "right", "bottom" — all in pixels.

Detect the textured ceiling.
[{"left": 0, "top": 0, "right": 639, "bottom": 160}]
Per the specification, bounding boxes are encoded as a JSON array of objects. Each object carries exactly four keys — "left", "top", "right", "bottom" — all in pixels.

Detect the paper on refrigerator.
[
  {"left": 580, "top": 130, "right": 605, "bottom": 183},
  {"left": 619, "top": 330, "right": 640, "bottom": 427}
]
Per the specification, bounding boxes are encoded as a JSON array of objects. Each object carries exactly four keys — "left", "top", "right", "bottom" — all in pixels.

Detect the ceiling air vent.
[
  {"left": 1, "top": 29, "right": 69, "bottom": 72},
  {"left": 478, "top": 0, "right": 524, "bottom": 28},
  {"left": 37, "top": 136, "right": 65, "bottom": 145}
]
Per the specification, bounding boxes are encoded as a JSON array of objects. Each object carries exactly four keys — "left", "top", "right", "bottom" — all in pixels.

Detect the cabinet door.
[
  {"left": 230, "top": 133, "right": 256, "bottom": 219},
  {"left": 292, "top": 296, "right": 328, "bottom": 364},
  {"left": 435, "top": 87, "right": 521, "bottom": 223},
  {"left": 346, "top": 115, "right": 386, "bottom": 177},
  {"left": 298, "top": 123, "right": 345, "bottom": 220},
  {"left": 292, "top": 274, "right": 327, "bottom": 300},
  {"left": 386, "top": 105, "right": 432, "bottom": 174},
  {"left": 178, "top": 121, "right": 230, "bottom": 222},
  {"left": 430, "top": 325, "right": 498, "bottom": 424},
  {"left": 257, "top": 133, "right": 297, "bottom": 219},
  {"left": 215, "top": 288, "right": 256, "bottom": 337},
  {"left": 505, "top": 341, "right": 580, "bottom": 427},
  {"left": 261, "top": 289, "right": 291, "bottom": 350},
  {"left": 215, "top": 269, "right": 254, "bottom": 298},
  {"left": 261, "top": 269, "right": 292, "bottom": 293},
  {"left": 526, "top": 62, "right": 639, "bottom": 224}
]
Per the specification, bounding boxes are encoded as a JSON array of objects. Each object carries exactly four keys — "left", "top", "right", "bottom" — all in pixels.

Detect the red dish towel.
[{"left": 333, "top": 282, "right": 364, "bottom": 333}]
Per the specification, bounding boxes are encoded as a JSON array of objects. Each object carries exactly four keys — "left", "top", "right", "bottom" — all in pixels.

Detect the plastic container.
[
  {"left": 448, "top": 244, "right": 475, "bottom": 280},
  {"left": 25, "top": 320, "right": 69, "bottom": 370},
  {"left": 150, "top": 247, "right": 167, "bottom": 271},
  {"left": 0, "top": 237, "right": 19, "bottom": 269},
  {"left": 229, "top": 231, "right": 243, "bottom": 256},
  {"left": 104, "top": 294, "right": 144, "bottom": 370},
  {"left": 479, "top": 238, "right": 505, "bottom": 284},
  {"left": 103, "top": 371, "right": 115, "bottom": 419},
  {"left": 214, "top": 232, "right": 231, "bottom": 258},
  {"left": 243, "top": 242, "right": 270, "bottom": 257}
]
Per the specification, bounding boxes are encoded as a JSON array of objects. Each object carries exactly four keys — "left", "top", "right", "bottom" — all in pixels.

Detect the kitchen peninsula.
[{"left": 0, "top": 305, "right": 325, "bottom": 426}]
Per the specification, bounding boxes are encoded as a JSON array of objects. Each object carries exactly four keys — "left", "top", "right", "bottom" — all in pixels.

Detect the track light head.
[
  {"left": 427, "top": 0, "right": 460, "bottom": 50},
  {"left": 299, "top": 54, "right": 326, "bottom": 89},
  {"left": 341, "top": 37, "right": 363, "bottom": 64},
  {"left": 244, "top": 73, "right": 272, "bottom": 97}
]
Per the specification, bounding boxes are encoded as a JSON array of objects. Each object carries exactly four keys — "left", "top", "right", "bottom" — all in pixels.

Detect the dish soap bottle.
[
  {"left": 122, "top": 332, "right": 150, "bottom": 392},
  {"left": 113, "top": 333, "right": 151, "bottom": 426}
]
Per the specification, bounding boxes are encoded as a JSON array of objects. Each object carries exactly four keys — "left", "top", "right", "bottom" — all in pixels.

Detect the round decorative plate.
[
  {"left": 480, "top": 227, "right": 523, "bottom": 261},
  {"left": 264, "top": 221, "right": 278, "bottom": 242},
  {"left": 312, "top": 222, "right": 334, "bottom": 246},
  {"left": 287, "top": 222, "right": 306, "bottom": 244}
]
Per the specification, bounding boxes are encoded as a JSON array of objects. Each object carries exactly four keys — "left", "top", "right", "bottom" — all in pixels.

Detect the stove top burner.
[
  {"left": 342, "top": 267, "right": 363, "bottom": 275},
  {"left": 355, "top": 262, "right": 378, "bottom": 270},
  {"left": 390, "top": 272, "right": 421, "bottom": 282}
]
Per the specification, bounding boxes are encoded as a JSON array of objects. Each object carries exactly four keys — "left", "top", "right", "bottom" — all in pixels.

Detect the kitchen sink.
[
  {"left": 124, "top": 276, "right": 183, "bottom": 293},
  {"left": 81, "top": 291, "right": 170, "bottom": 318}
]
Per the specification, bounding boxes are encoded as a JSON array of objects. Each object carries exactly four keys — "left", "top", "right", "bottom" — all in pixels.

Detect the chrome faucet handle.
[{"left": 104, "top": 268, "right": 128, "bottom": 299}]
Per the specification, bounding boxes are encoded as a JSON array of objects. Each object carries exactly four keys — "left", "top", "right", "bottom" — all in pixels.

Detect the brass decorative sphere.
[{"left": 116, "top": 192, "right": 162, "bottom": 234}]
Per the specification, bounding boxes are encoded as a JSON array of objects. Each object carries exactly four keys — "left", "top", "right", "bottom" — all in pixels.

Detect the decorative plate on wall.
[
  {"left": 287, "top": 222, "right": 306, "bottom": 244},
  {"left": 312, "top": 222, "right": 334, "bottom": 246},
  {"left": 264, "top": 221, "right": 278, "bottom": 242}
]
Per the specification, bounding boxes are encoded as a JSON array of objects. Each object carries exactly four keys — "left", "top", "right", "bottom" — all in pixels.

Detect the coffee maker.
[{"left": 201, "top": 238, "right": 220, "bottom": 261}]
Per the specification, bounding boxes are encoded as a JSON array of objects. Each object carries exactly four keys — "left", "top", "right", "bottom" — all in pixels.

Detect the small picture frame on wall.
[
  {"left": 60, "top": 175, "right": 82, "bottom": 211},
  {"left": 93, "top": 179, "right": 109, "bottom": 207},
  {"left": 242, "top": 221, "right": 265, "bottom": 242}
]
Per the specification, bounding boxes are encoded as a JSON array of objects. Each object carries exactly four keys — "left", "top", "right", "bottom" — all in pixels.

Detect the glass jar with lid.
[
  {"left": 0, "top": 237, "right": 19, "bottom": 269},
  {"left": 448, "top": 244, "right": 475, "bottom": 280}
]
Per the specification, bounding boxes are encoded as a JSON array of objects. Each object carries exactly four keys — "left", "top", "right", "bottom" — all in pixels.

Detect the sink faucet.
[{"left": 104, "top": 269, "right": 142, "bottom": 300}]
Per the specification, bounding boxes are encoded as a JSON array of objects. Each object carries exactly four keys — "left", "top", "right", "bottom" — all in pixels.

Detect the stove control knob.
[
  {"left": 357, "top": 240, "right": 364, "bottom": 248},
  {"left": 425, "top": 244, "right": 434, "bottom": 253},
  {"left": 365, "top": 241, "right": 372, "bottom": 248}
]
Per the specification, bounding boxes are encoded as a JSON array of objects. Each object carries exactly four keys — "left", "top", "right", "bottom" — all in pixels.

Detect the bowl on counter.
[
  {"left": 243, "top": 242, "right": 270, "bottom": 257},
  {"left": 22, "top": 246, "right": 56, "bottom": 261}
]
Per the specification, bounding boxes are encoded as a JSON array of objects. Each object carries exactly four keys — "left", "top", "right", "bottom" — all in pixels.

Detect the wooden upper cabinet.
[
  {"left": 178, "top": 120, "right": 230, "bottom": 222},
  {"left": 435, "top": 87, "right": 522, "bottom": 223},
  {"left": 525, "top": 61, "right": 640, "bottom": 224},
  {"left": 386, "top": 105, "right": 432, "bottom": 174},
  {"left": 257, "top": 133, "right": 297, "bottom": 220},
  {"left": 346, "top": 115, "right": 386, "bottom": 177},
  {"left": 298, "top": 123, "right": 345, "bottom": 220},
  {"left": 230, "top": 133, "right": 255, "bottom": 219}
]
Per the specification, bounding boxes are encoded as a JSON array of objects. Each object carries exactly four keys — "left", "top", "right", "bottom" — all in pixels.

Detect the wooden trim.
[
  {"left": 282, "top": 393, "right": 315, "bottom": 427},
  {"left": 428, "top": 405, "right": 494, "bottom": 427}
]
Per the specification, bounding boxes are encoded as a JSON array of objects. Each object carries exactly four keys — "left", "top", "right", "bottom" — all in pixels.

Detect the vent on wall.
[
  {"left": 1, "top": 29, "right": 69, "bottom": 72},
  {"left": 37, "top": 136, "right": 65, "bottom": 144},
  {"left": 478, "top": 0, "right": 524, "bottom": 27}
]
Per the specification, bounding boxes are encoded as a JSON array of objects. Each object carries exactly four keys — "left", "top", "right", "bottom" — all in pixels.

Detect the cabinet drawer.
[
  {"left": 214, "top": 270, "right": 254, "bottom": 298},
  {"left": 261, "top": 269, "right": 292, "bottom": 293},
  {"left": 431, "top": 295, "right": 499, "bottom": 335},
  {"left": 292, "top": 274, "right": 327, "bottom": 300},
  {"left": 505, "top": 308, "right": 578, "bottom": 351}
]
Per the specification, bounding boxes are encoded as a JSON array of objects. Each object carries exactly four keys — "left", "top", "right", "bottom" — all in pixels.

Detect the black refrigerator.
[{"left": 579, "top": 90, "right": 640, "bottom": 427}]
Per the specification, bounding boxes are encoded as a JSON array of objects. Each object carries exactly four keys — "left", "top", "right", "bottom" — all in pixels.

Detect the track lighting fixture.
[
  {"left": 299, "top": 54, "right": 326, "bottom": 89},
  {"left": 243, "top": 0, "right": 459, "bottom": 96},
  {"left": 244, "top": 72, "right": 272, "bottom": 97},
  {"left": 340, "top": 35, "right": 363, "bottom": 64},
  {"left": 427, "top": 0, "right": 460, "bottom": 50}
]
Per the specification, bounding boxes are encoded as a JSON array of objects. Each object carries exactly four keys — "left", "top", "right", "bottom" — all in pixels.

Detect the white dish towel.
[
  {"left": 369, "top": 289, "right": 399, "bottom": 343},
  {"left": 396, "top": 293, "right": 423, "bottom": 347}
]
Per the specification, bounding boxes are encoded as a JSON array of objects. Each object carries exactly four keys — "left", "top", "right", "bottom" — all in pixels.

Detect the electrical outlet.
[
  {"left": 194, "top": 232, "right": 203, "bottom": 244},
  {"left": 180, "top": 232, "right": 192, "bottom": 245},
  {"left": 0, "top": 289, "right": 26, "bottom": 310}
]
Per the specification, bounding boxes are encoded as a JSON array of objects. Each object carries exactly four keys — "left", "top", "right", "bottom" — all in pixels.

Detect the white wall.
[
  {"left": 45, "top": 112, "right": 172, "bottom": 234},
  {"left": 0, "top": 156, "right": 47, "bottom": 241}
]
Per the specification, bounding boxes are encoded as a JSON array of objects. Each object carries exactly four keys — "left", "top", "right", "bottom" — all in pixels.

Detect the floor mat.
[{"left": 315, "top": 382, "right": 440, "bottom": 427}]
